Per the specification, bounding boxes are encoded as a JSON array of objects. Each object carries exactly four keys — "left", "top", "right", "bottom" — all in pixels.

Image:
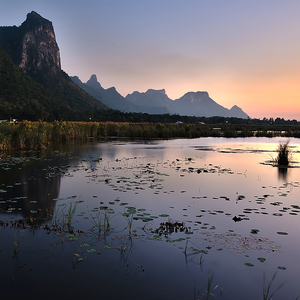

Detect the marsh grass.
[
  {"left": 64, "top": 201, "right": 78, "bottom": 227},
  {"left": 275, "top": 142, "right": 291, "bottom": 166},
  {"left": 52, "top": 204, "right": 65, "bottom": 225},
  {"left": 263, "top": 271, "right": 287, "bottom": 300},
  {"left": 124, "top": 212, "right": 134, "bottom": 235},
  {"left": 52, "top": 201, "right": 77, "bottom": 228},
  {"left": 194, "top": 271, "right": 214, "bottom": 300},
  {"left": 89, "top": 209, "right": 115, "bottom": 237},
  {"left": 122, "top": 207, "right": 137, "bottom": 235},
  {"left": 2, "top": 121, "right": 300, "bottom": 151},
  {"left": 89, "top": 211, "right": 102, "bottom": 236}
]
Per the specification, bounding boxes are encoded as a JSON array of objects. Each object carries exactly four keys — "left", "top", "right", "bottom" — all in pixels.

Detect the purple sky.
[{"left": 1, "top": 0, "right": 300, "bottom": 119}]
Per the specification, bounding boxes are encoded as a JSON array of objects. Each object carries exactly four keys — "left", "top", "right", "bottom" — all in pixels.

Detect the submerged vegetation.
[{"left": 1, "top": 120, "right": 300, "bottom": 151}]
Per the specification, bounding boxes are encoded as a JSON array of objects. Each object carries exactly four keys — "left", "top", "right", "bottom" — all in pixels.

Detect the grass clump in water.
[{"left": 275, "top": 142, "right": 291, "bottom": 166}]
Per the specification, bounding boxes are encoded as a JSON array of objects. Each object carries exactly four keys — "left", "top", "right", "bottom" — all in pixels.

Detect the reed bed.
[{"left": 0, "top": 121, "right": 300, "bottom": 151}]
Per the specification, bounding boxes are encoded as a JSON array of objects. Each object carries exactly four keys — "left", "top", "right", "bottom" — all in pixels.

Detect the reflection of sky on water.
[
  {"left": 2, "top": 137, "right": 300, "bottom": 299},
  {"left": 58, "top": 137, "right": 300, "bottom": 239},
  {"left": 57, "top": 137, "right": 300, "bottom": 299}
]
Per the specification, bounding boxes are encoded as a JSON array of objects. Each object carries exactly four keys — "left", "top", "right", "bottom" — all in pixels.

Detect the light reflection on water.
[{"left": 1, "top": 137, "right": 300, "bottom": 300}]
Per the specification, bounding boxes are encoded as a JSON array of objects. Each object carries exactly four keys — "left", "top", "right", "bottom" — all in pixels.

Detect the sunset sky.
[{"left": 1, "top": 0, "right": 300, "bottom": 120}]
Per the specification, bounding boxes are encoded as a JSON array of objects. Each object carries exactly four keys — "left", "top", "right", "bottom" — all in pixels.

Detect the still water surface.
[{"left": 1, "top": 137, "right": 300, "bottom": 299}]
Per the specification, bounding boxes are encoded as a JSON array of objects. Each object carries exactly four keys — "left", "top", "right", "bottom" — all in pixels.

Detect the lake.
[{"left": 1, "top": 137, "right": 300, "bottom": 300}]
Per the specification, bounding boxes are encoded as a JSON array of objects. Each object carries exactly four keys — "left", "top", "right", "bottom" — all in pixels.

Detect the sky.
[{"left": 1, "top": 0, "right": 300, "bottom": 120}]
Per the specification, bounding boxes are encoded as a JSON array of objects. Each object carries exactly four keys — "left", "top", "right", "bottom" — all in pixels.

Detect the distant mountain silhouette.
[
  {"left": 126, "top": 89, "right": 249, "bottom": 118},
  {"left": 71, "top": 75, "right": 169, "bottom": 114},
  {"left": 73, "top": 75, "right": 249, "bottom": 118},
  {"left": 126, "top": 89, "right": 173, "bottom": 111}
]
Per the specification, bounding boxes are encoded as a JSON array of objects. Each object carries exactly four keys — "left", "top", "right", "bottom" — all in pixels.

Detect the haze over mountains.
[
  {"left": 0, "top": 11, "right": 249, "bottom": 120},
  {"left": 72, "top": 75, "right": 249, "bottom": 118}
]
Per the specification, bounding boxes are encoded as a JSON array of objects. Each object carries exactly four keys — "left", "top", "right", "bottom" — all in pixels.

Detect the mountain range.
[
  {"left": 0, "top": 11, "right": 249, "bottom": 120},
  {"left": 72, "top": 74, "right": 249, "bottom": 118}
]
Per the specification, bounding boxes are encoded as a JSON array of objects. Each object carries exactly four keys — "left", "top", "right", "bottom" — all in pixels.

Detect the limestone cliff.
[
  {"left": 0, "top": 12, "right": 109, "bottom": 113},
  {"left": 19, "top": 11, "right": 61, "bottom": 73},
  {"left": 0, "top": 11, "right": 61, "bottom": 75}
]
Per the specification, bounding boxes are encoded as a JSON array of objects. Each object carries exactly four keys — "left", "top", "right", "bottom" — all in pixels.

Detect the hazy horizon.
[{"left": 1, "top": 1, "right": 300, "bottom": 120}]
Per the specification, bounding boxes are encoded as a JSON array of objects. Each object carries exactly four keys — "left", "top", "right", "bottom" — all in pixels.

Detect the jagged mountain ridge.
[
  {"left": 73, "top": 75, "right": 249, "bottom": 118},
  {"left": 70, "top": 75, "right": 169, "bottom": 114},
  {"left": 126, "top": 89, "right": 249, "bottom": 118},
  {"left": 0, "top": 11, "right": 109, "bottom": 114}
]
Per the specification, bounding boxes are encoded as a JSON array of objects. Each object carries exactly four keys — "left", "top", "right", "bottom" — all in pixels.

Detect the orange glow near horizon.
[{"left": 3, "top": 2, "right": 300, "bottom": 120}]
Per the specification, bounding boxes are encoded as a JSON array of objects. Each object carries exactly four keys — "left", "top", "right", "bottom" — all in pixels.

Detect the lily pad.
[
  {"left": 87, "top": 249, "right": 97, "bottom": 253},
  {"left": 277, "top": 232, "right": 288, "bottom": 235},
  {"left": 104, "top": 245, "right": 113, "bottom": 250},
  {"left": 245, "top": 263, "right": 254, "bottom": 267},
  {"left": 257, "top": 257, "right": 266, "bottom": 263}
]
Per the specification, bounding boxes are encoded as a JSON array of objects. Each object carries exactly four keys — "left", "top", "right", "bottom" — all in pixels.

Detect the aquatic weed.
[
  {"left": 263, "top": 271, "right": 287, "bottom": 300},
  {"left": 194, "top": 271, "right": 215, "bottom": 300},
  {"left": 89, "top": 211, "right": 102, "bottom": 236},
  {"left": 275, "top": 141, "right": 291, "bottom": 166},
  {"left": 65, "top": 201, "right": 78, "bottom": 227},
  {"left": 52, "top": 200, "right": 78, "bottom": 228},
  {"left": 123, "top": 207, "right": 136, "bottom": 235}
]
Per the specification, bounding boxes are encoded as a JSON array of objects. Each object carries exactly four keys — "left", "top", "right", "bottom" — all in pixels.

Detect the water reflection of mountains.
[{"left": 0, "top": 145, "right": 98, "bottom": 223}]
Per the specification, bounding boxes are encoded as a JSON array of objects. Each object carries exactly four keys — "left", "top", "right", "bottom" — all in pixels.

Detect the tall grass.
[
  {"left": 52, "top": 201, "right": 77, "bottom": 228},
  {"left": 275, "top": 142, "right": 291, "bottom": 166},
  {"left": 64, "top": 201, "right": 78, "bottom": 227},
  {"left": 1, "top": 121, "right": 300, "bottom": 151},
  {"left": 88, "top": 209, "right": 115, "bottom": 237}
]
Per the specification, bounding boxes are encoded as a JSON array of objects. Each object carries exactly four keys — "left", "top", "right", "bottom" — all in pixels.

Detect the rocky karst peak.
[
  {"left": 17, "top": 11, "right": 61, "bottom": 73},
  {"left": 86, "top": 74, "right": 102, "bottom": 89}
]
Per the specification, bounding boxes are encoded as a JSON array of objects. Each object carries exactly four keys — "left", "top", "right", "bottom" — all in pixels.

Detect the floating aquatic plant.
[{"left": 245, "top": 263, "right": 254, "bottom": 267}]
